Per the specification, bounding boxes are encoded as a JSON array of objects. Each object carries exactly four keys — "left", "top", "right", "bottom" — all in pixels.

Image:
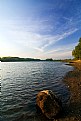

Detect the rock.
[{"left": 36, "top": 90, "right": 62, "bottom": 119}]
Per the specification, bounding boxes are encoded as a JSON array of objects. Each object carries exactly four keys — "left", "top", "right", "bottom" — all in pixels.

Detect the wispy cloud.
[
  {"left": 38, "top": 42, "right": 77, "bottom": 59},
  {"left": 39, "top": 28, "right": 78, "bottom": 50},
  {"left": 45, "top": 42, "right": 77, "bottom": 54},
  {"left": 0, "top": 19, "right": 78, "bottom": 54},
  {"left": 2, "top": 27, "right": 77, "bottom": 51},
  {"left": 38, "top": 50, "right": 72, "bottom": 59}
]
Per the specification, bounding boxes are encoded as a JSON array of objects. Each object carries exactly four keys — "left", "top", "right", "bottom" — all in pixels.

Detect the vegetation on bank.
[
  {"left": 72, "top": 38, "right": 81, "bottom": 60},
  {"left": 0, "top": 57, "right": 73, "bottom": 62},
  {"left": 0, "top": 57, "right": 41, "bottom": 62},
  {"left": 0, "top": 57, "right": 56, "bottom": 62}
]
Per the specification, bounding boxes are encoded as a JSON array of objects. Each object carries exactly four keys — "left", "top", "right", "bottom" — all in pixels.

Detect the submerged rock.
[{"left": 36, "top": 90, "right": 62, "bottom": 119}]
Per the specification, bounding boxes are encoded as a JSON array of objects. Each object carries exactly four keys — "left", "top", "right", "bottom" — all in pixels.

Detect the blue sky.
[{"left": 0, "top": 0, "right": 81, "bottom": 59}]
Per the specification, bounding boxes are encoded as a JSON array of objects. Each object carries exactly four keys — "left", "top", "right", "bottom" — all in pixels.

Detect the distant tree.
[
  {"left": 72, "top": 38, "right": 81, "bottom": 60},
  {"left": 46, "top": 58, "right": 53, "bottom": 61}
]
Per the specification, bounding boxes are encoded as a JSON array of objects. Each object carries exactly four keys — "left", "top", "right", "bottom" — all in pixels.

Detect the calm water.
[{"left": 0, "top": 62, "right": 73, "bottom": 121}]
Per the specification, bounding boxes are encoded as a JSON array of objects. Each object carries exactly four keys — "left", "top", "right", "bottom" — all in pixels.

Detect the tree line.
[
  {"left": 0, "top": 57, "right": 55, "bottom": 62},
  {"left": 0, "top": 57, "right": 41, "bottom": 62},
  {"left": 72, "top": 38, "right": 81, "bottom": 60}
]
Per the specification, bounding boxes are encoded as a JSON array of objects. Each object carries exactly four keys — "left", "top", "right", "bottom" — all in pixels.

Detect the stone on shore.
[{"left": 36, "top": 90, "right": 62, "bottom": 119}]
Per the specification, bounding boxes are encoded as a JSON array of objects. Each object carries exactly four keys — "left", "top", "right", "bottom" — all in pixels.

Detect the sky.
[{"left": 0, "top": 0, "right": 81, "bottom": 59}]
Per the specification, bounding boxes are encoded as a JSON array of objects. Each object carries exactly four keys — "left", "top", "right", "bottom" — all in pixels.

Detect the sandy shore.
[{"left": 34, "top": 61, "right": 81, "bottom": 121}]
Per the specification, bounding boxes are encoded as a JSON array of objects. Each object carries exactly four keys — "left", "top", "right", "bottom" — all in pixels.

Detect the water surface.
[{"left": 1, "top": 62, "right": 73, "bottom": 121}]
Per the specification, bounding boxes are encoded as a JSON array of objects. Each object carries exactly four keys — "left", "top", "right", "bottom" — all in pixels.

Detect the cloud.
[
  {"left": 63, "top": 16, "right": 72, "bottom": 21},
  {"left": 52, "top": 50, "right": 72, "bottom": 59},
  {"left": 39, "top": 28, "right": 78, "bottom": 50},
  {"left": 0, "top": 20, "right": 78, "bottom": 54},
  {"left": 5, "top": 27, "right": 77, "bottom": 52},
  {"left": 38, "top": 50, "right": 72, "bottom": 59},
  {"left": 38, "top": 42, "right": 77, "bottom": 59},
  {"left": 46, "top": 42, "right": 77, "bottom": 54}
]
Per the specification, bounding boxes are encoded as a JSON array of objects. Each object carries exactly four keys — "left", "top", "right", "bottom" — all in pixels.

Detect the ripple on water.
[{"left": 1, "top": 62, "right": 73, "bottom": 121}]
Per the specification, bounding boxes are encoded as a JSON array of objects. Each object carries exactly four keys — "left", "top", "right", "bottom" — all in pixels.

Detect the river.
[{"left": 0, "top": 62, "right": 73, "bottom": 121}]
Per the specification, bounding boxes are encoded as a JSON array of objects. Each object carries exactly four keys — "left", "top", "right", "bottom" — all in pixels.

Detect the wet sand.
[{"left": 35, "top": 61, "right": 81, "bottom": 121}]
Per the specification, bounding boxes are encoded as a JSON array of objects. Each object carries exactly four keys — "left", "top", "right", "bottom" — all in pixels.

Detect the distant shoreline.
[{"left": 0, "top": 56, "right": 72, "bottom": 62}]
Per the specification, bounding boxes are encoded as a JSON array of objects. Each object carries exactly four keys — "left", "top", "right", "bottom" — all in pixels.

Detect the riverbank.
[
  {"left": 60, "top": 60, "right": 81, "bottom": 121},
  {"left": 35, "top": 61, "right": 81, "bottom": 121}
]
